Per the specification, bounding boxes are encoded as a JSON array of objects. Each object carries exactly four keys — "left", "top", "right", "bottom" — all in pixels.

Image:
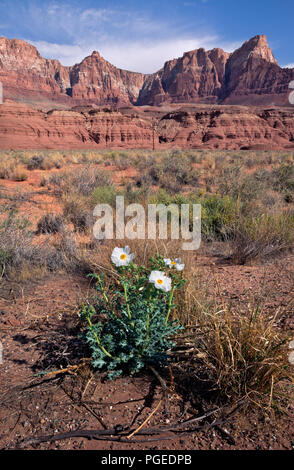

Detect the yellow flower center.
[
  {"left": 120, "top": 253, "right": 127, "bottom": 260},
  {"left": 171, "top": 261, "right": 176, "bottom": 265},
  {"left": 157, "top": 279, "right": 163, "bottom": 285}
]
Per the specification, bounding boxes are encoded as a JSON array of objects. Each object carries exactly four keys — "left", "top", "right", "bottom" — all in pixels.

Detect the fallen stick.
[{"left": 127, "top": 398, "right": 163, "bottom": 439}]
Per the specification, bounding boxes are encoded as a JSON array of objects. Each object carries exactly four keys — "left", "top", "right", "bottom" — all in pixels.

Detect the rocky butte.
[{"left": 0, "top": 34, "right": 293, "bottom": 149}]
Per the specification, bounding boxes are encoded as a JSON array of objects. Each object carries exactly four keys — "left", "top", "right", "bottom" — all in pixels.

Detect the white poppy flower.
[
  {"left": 149, "top": 270, "right": 172, "bottom": 292},
  {"left": 164, "top": 258, "right": 185, "bottom": 271},
  {"left": 289, "top": 351, "right": 294, "bottom": 365},
  {"left": 111, "top": 246, "right": 134, "bottom": 267}
]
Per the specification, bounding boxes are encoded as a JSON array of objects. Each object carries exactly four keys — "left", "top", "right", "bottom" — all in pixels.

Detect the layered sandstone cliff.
[
  {"left": 1, "top": 100, "right": 293, "bottom": 150},
  {"left": 0, "top": 100, "right": 153, "bottom": 149}
]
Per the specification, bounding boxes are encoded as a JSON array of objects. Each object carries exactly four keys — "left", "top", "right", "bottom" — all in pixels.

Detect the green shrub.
[
  {"left": 200, "top": 195, "right": 240, "bottom": 240},
  {"left": 273, "top": 163, "right": 294, "bottom": 196},
  {"left": 91, "top": 186, "right": 121, "bottom": 207},
  {"left": 148, "top": 190, "right": 240, "bottom": 241}
]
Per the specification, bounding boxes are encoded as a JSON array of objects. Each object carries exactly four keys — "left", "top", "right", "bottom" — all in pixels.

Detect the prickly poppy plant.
[{"left": 80, "top": 247, "right": 186, "bottom": 379}]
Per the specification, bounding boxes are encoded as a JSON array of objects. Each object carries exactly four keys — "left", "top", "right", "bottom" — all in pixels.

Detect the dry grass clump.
[
  {"left": 0, "top": 156, "right": 28, "bottom": 181},
  {"left": 188, "top": 302, "right": 292, "bottom": 406},
  {"left": 228, "top": 213, "right": 294, "bottom": 265},
  {"left": 10, "top": 165, "right": 28, "bottom": 181},
  {"left": 62, "top": 194, "right": 93, "bottom": 232},
  {"left": 0, "top": 155, "right": 16, "bottom": 179}
]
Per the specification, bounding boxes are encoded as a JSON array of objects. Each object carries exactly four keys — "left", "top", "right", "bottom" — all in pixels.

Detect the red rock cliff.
[
  {"left": 1, "top": 100, "right": 293, "bottom": 150},
  {"left": 0, "top": 35, "right": 293, "bottom": 108},
  {"left": 138, "top": 35, "right": 294, "bottom": 106}
]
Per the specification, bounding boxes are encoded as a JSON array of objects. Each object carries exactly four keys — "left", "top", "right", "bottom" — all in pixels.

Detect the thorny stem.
[
  {"left": 146, "top": 312, "right": 150, "bottom": 342},
  {"left": 165, "top": 287, "right": 175, "bottom": 326},
  {"left": 97, "top": 275, "right": 110, "bottom": 305},
  {"left": 145, "top": 288, "right": 154, "bottom": 342},
  {"left": 123, "top": 281, "right": 134, "bottom": 327},
  {"left": 97, "top": 275, "right": 118, "bottom": 318},
  {"left": 86, "top": 315, "right": 113, "bottom": 359}
]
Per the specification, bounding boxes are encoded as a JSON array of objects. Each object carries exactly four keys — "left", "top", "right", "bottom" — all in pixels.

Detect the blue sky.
[{"left": 0, "top": 0, "right": 293, "bottom": 72}]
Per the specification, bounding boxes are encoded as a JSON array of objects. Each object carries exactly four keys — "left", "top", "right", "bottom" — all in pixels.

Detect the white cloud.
[
  {"left": 28, "top": 41, "right": 88, "bottom": 66},
  {"left": 29, "top": 37, "right": 241, "bottom": 73},
  {"left": 99, "top": 38, "right": 239, "bottom": 73},
  {"left": 283, "top": 63, "right": 294, "bottom": 69},
  {"left": 4, "top": 1, "right": 241, "bottom": 72}
]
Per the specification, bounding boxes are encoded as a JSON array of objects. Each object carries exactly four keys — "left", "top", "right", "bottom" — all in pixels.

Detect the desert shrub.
[
  {"left": 218, "top": 165, "right": 266, "bottom": 203},
  {"left": 80, "top": 250, "right": 185, "bottom": 379},
  {"left": 36, "top": 213, "right": 65, "bottom": 234},
  {"left": 134, "top": 153, "right": 157, "bottom": 171},
  {"left": 228, "top": 213, "right": 294, "bottom": 264},
  {"left": 46, "top": 172, "right": 63, "bottom": 188},
  {"left": 26, "top": 155, "right": 45, "bottom": 170},
  {"left": 62, "top": 195, "right": 92, "bottom": 232},
  {"left": 258, "top": 189, "right": 284, "bottom": 212},
  {"left": 0, "top": 210, "right": 57, "bottom": 278},
  {"left": 135, "top": 172, "right": 155, "bottom": 189},
  {"left": 136, "top": 153, "right": 199, "bottom": 193},
  {"left": 200, "top": 195, "right": 240, "bottom": 240},
  {"left": 273, "top": 163, "right": 294, "bottom": 196},
  {"left": 148, "top": 190, "right": 240, "bottom": 241},
  {"left": 46, "top": 166, "right": 113, "bottom": 233},
  {"left": 49, "top": 165, "right": 112, "bottom": 196},
  {"left": 91, "top": 186, "right": 121, "bottom": 206},
  {"left": 0, "top": 206, "right": 87, "bottom": 279},
  {"left": 113, "top": 152, "right": 130, "bottom": 170}
]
